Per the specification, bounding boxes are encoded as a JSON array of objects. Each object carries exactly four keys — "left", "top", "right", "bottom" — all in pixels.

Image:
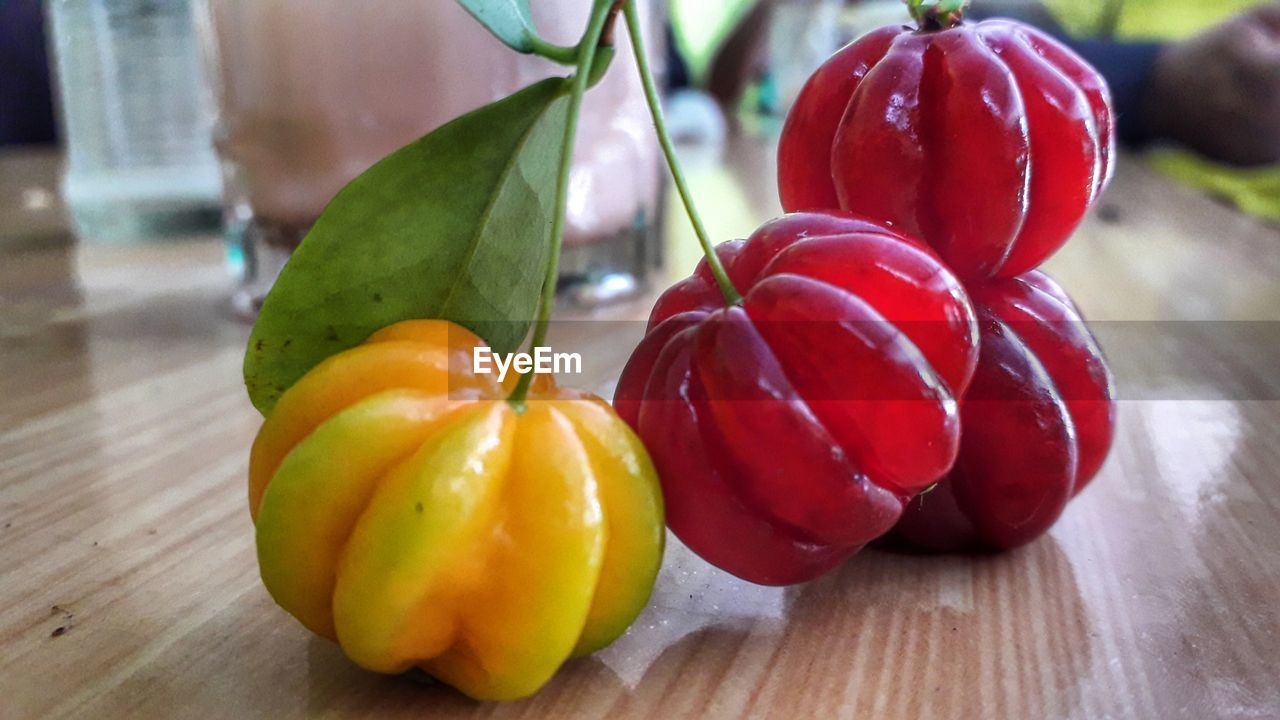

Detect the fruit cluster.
[
  {"left": 617, "top": 4, "right": 1117, "bottom": 583},
  {"left": 246, "top": 0, "right": 1122, "bottom": 700}
]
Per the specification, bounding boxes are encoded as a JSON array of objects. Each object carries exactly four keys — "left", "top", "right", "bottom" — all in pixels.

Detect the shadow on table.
[
  {"left": 629, "top": 536, "right": 1095, "bottom": 717},
  {"left": 304, "top": 635, "right": 630, "bottom": 718}
]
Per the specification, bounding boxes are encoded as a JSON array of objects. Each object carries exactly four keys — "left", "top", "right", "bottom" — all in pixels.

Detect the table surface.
[{"left": 2, "top": 142, "right": 1279, "bottom": 719}]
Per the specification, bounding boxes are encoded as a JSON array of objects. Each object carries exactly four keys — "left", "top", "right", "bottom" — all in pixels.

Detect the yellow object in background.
[
  {"left": 669, "top": 0, "right": 758, "bottom": 84},
  {"left": 248, "top": 320, "right": 665, "bottom": 701},
  {"left": 1047, "top": 0, "right": 1279, "bottom": 221},
  {"left": 1047, "top": 0, "right": 1263, "bottom": 39},
  {"left": 1149, "top": 151, "right": 1280, "bottom": 222}
]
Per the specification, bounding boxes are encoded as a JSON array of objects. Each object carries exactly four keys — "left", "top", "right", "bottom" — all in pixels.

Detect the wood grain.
[{"left": 2, "top": 144, "right": 1279, "bottom": 719}]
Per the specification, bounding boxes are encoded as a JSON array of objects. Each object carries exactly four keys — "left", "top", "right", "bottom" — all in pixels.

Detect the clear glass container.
[
  {"left": 46, "top": 0, "right": 223, "bottom": 242},
  {"left": 197, "top": 0, "right": 664, "bottom": 316}
]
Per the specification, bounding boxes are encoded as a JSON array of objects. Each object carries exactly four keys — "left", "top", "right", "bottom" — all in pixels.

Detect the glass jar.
[
  {"left": 197, "top": 0, "right": 664, "bottom": 315},
  {"left": 46, "top": 0, "right": 223, "bottom": 242}
]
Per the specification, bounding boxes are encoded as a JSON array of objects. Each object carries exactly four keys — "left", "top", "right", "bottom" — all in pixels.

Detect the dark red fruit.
[
  {"left": 778, "top": 17, "right": 1114, "bottom": 281},
  {"left": 892, "top": 271, "right": 1116, "bottom": 552},
  {"left": 614, "top": 212, "right": 980, "bottom": 584}
]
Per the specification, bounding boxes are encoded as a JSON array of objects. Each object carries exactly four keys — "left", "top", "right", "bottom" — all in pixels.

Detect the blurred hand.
[{"left": 1147, "top": 2, "right": 1280, "bottom": 166}]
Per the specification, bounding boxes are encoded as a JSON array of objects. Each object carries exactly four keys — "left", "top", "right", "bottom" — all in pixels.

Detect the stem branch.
[
  {"left": 529, "top": 36, "right": 579, "bottom": 65},
  {"left": 623, "top": 0, "right": 742, "bottom": 305},
  {"left": 906, "top": 0, "right": 968, "bottom": 30},
  {"left": 508, "top": 0, "right": 619, "bottom": 410}
]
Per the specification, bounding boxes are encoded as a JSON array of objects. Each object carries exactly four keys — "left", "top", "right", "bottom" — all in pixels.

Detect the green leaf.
[
  {"left": 244, "top": 78, "right": 570, "bottom": 415},
  {"left": 455, "top": 0, "right": 540, "bottom": 54}
]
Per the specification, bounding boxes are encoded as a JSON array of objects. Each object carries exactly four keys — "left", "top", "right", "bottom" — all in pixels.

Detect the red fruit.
[
  {"left": 778, "top": 15, "right": 1114, "bottom": 281},
  {"left": 893, "top": 271, "right": 1116, "bottom": 552},
  {"left": 614, "top": 212, "right": 980, "bottom": 584}
]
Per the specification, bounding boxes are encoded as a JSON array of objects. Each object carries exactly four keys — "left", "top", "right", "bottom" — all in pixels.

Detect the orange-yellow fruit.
[{"left": 249, "top": 320, "right": 664, "bottom": 700}]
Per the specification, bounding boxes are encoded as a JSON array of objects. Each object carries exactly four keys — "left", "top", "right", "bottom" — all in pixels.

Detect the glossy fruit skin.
[
  {"left": 778, "top": 19, "right": 1115, "bottom": 281},
  {"left": 248, "top": 320, "right": 664, "bottom": 701},
  {"left": 614, "top": 212, "right": 979, "bottom": 584},
  {"left": 892, "top": 271, "right": 1116, "bottom": 551}
]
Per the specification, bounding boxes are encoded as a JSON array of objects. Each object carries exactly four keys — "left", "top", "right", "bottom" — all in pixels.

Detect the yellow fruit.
[{"left": 249, "top": 320, "right": 664, "bottom": 700}]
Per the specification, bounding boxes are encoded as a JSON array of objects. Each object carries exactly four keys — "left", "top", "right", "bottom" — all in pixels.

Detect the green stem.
[
  {"left": 508, "top": 0, "right": 618, "bottom": 410},
  {"left": 623, "top": 0, "right": 742, "bottom": 306},
  {"left": 529, "top": 36, "right": 579, "bottom": 65},
  {"left": 906, "top": 0, "right": 968, "bottom": 30}
]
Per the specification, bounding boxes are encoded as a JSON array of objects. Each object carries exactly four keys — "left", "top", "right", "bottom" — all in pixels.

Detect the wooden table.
[{"left": 3, "top": 143, "right": 1279, "bottom": 719}]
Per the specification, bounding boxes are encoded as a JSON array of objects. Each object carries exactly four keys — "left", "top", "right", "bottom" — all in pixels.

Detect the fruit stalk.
[
  {"left": 906, "top": 0, "right": 968, "bottom": 30},
  {"left": 509, "top": 0, "right": 620, "bottom": 409}
]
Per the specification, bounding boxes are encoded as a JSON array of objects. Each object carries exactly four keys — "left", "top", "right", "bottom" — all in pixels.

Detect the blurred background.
[{"left": 3, "top": 0, "right": 1278, "bottom": 312}]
